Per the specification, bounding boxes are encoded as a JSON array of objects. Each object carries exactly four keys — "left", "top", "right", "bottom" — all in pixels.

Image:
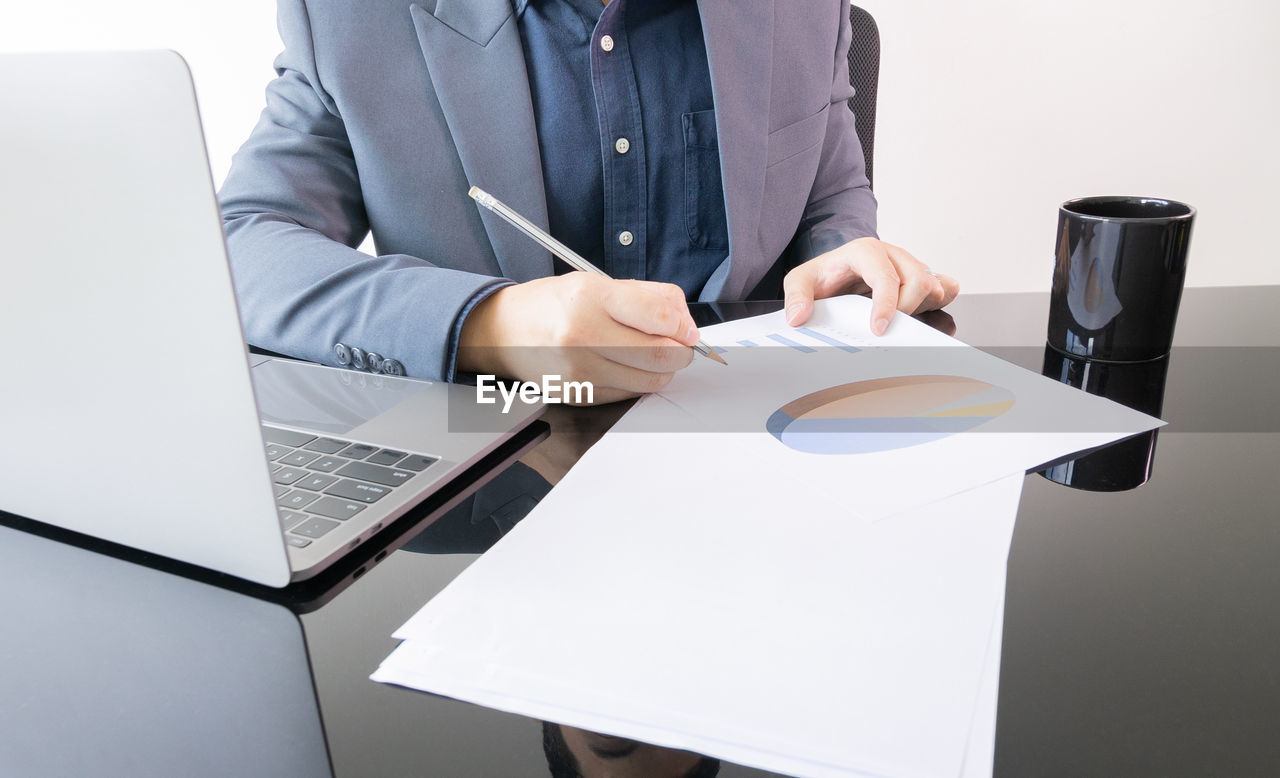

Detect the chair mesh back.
[{"left": 847, "top": 5, "right": 881, "bottom": 189}]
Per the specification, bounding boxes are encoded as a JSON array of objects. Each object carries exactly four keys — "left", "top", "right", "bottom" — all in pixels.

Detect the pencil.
[{"left": 468, "top": 186, "right": 727, "bottom": 365}]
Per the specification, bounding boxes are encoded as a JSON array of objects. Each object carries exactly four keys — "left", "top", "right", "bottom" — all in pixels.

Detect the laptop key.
[
  {"left": 397, "top": 454, "right": 438, "bottom": 472},
  {"left": 303, "top": 437, "right": 348, "bottom": 454},
  {"left": 291, "top": 517, "right": 341, "bottom": 539},
  {"left": 335, "top": 461, "right": 415, "bottom": 487},
  {"left": 261, "top": 428, "right": 316, "bottom": 447},
  {"left": 366, "top": 449, "right": 407, "bottom": 466},
  {"left": 307, "top": 456, "right": 344, "bottom": 473},
  {"left": 278, "top": 510, "right": 308, "bottom": 530},
  {"left": 287, "top": 537, "right": 312, "bottom": 548},
  {"left": 265, "top": 444, "right": 292, "bottom": 461},
  {"left": 273, "top": 484, "right": 290, "bottom": 498},
  {"left": 337, "top": 443, "right": 378, "bottom": 459},
  {"left": 325, "top": 478, "right": 391, "bottom": 504},
  {"left": 296, "top": 473, "right": 338, "bottom": 492},
  {"left": 306, "top": 496, "right": 366, "bottom": 521},
  {"left": 276, "top": 490, "right": 321, "bottom": 510},
  {"left": 272, "top": 466, "right": 309, "bottom": 485},
  {"left": 280, "top": 450, "right": 322, "bottom": 467}
]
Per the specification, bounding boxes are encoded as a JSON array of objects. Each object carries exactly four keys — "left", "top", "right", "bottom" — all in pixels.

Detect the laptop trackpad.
[{"left": 250, "top": 358, "right": 433, "bottom": 436}]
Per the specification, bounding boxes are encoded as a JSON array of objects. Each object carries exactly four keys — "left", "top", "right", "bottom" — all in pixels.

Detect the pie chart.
[{"left": 766, "top": 375, "right": 1015, "bottom": 454}]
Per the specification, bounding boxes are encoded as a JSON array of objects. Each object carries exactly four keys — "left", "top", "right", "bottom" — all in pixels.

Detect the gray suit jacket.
[{"left": 219, "top": 0, "right": 878, "bottom": 381}]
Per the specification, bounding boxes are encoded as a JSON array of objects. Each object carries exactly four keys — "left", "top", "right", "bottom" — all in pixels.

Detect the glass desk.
[{"left": 2, "top": 286, "right": 1276, "bottom": 777}]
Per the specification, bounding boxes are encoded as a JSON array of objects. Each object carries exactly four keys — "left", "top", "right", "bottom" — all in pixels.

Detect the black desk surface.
[{"left": 2, "top": 286, "right": 1277, "bottom": 778}]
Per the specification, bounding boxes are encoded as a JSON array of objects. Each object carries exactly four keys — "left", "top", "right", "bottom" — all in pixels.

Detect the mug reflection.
[{"left": 1039, "top": 346, "right": 1171, "bottom": 491}]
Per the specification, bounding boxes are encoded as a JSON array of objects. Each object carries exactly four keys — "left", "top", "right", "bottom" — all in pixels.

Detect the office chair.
[{"left": 847, "top": 4, "right": 880, "bottom": 189}]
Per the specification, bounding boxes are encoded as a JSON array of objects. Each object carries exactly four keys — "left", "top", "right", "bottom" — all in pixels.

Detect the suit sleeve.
[
  {"left": 218, "top": 0, "right": 509, "bottom": 381},
  {"left": 789, "top": 2, "right": 880, "bottom": 262}
]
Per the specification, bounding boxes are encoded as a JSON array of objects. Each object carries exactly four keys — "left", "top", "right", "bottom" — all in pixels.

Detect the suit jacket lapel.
[
  {"left": 411, "top": 0, "right": 553, "bottom": 282},
  {"left": 697, "top": 0, "right": 774, "bottom": 301}
]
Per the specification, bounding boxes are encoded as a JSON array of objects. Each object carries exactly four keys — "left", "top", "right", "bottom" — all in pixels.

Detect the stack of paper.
[{"left": 373, "top": 297, "right": 1161, "bottom": 777}]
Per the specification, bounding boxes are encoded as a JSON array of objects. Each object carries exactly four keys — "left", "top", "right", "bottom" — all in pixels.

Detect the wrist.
[{"left": 457, "top": 285, "right": 511, "bottom": 376}]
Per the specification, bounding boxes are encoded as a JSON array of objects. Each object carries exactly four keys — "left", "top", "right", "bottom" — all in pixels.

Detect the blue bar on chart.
[
  {"left": 712, "top": 346, "right": 727, "bottom": 354},
  {"left": 794, "top": 327, "right": 861, "bottom": 354},
  {"left": 736, "top": 340, "right": 758, "bottom": 347},
  {"left": 766, "top": 333, "right": 817, "bottom": 353}
]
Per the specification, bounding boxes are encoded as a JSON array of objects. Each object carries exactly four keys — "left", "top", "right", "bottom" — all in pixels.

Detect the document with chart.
[
  {"left": 373, "top": 296, "right": 1161, "bottom": 777},
  {"left": 608, "top": 294, "right": 1163, "bottom": 521}
]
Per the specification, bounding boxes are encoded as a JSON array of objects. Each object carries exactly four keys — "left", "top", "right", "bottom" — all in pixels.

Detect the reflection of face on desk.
[{"left": 543, "top": 722, "right": 720, "bottom": 778}]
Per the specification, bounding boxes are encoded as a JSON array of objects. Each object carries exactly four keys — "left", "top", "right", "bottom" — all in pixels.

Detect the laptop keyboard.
[{"left": 262, "top": 426, "right": 437, "bottom": 549}]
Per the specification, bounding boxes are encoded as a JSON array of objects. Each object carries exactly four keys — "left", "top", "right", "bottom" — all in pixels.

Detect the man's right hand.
[{"left": 457, "top": 274, "right": 700, "bottom": 405}]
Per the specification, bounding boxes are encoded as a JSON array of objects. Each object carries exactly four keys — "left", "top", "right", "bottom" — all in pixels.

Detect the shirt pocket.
[{"left": 682, "top": 109, "right": 729, "bottom": 251}]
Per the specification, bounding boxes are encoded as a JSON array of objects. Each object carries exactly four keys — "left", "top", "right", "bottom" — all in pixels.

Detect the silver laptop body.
[{"left": 0, "top": 50, "right": 541, "bottom": 587}]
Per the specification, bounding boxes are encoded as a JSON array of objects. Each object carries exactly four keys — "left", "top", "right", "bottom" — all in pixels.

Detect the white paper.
[
  {"left": 612, "top": 295, "right": 1162, "bottom": 521},
  {"left": 961, "top": 590, "right": 1004, "bottom": 778},
  {"left": 374, "top": 473, "right": 1025, "bottom": 778}
]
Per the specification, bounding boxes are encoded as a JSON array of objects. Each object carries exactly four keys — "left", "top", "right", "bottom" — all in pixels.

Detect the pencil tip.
[{"left": 707, "top": 349, "right": 728, "bottom": 365}]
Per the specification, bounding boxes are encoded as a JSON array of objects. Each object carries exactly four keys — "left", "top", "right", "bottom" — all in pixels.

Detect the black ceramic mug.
[{"left": 1047, "top": 196, "right": 1195, "bottom": 363}]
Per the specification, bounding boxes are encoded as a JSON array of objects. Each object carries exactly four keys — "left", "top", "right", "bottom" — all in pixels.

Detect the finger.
[
  {"left": 783, "top": 256, "right": 865, "bottom": 326},
  {"left": 595, "top": 334, "right": 694, "bottom": 373},
  {"left": 883, "top": 244, "right": 938, "bottom": 315},
  {"left": 934, "top": 273, "right": 961, "bottom": 310},
  {"left": 909, "top": 271, "right": 959, "bottom": 313},
  {"left": 858, "top": 261, "right": 900, "bottom": 336},
  {"left": 579, "top": 351, "right": 678, "bottom": 396},
  {"left": 782, "top": 262, "right": 819, "bottom": 326},
  {"left": 604, "top": 280, "right": 700, "bottom": 346}
]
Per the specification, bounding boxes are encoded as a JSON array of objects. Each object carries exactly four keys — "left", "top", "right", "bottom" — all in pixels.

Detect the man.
[{"left": 219, "top": 0, "right": 958, "bottom": 402}]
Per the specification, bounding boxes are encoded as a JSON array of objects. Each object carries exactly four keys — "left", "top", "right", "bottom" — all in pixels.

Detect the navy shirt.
[{"left": 515, "top": 0, "right": 728, "bottom": 298}]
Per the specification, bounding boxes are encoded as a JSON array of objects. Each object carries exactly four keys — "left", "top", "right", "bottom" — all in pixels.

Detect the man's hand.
[
  {"left": 783, "top": 237, "right": 959, "bottom": 334},
  {"left": 458, "top": 274, "right": 699, "bottom": 404}
]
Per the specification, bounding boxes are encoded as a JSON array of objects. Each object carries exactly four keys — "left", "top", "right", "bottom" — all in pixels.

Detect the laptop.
[{"left": 0, "top": 50, "right": 543, "bottom": 587}]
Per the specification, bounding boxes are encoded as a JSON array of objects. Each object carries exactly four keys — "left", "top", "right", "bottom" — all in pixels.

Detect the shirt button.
[
  {"left": 618, "top": 231, "right": 634, "bottom": 247},
  {"left": 334, "top": 343, "right": 351, "bottom": 366},
  {"left": 350, "top": 347, "right": 367, "bottom": 370},
  {"left": 614, "top": 137, "right": 630, "bottom": 155},
  {"left": 600, "top": 35, "right": 614, "bottom": 52},
  {"left": 382, "top": 358, "right": 405, "bottom": 376},
  {"left": 365, "top": 352, "right": 384, "bottom": 373}
]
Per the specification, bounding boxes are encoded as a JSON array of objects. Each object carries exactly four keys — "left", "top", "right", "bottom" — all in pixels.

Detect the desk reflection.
[
  {"left": 0, "top": 524, "right": 332, "bottom": 778},
  {"left": 543, "top": 723, "right": 720, "bottom": 778},
  {"left": 1039, "top": 347, "right": 1171, "bottom": 491}
]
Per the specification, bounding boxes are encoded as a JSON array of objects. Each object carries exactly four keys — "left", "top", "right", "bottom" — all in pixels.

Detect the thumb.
[{"left": 782, "top": 264, "right": 818, "bottom": 327}]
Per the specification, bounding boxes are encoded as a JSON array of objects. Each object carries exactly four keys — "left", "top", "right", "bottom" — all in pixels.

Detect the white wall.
[
  {"left": 7, "top": 1, "right": 1278, "bottom": 293},
  {"left": 859, "top": 0, "right": 1280, "bottom": 292},
  {"left": 2, "top": 2, "right": 280, "bottom": 189}
]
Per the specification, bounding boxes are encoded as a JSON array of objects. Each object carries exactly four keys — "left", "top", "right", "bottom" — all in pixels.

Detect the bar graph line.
[
  {"left": 794, "top": 327, "right": 861, "bottom": 354},
  {"left": 737, "top": 340, "right": 758, "bottom": 347},
  {"left": 767, "top": 333, "right": 816, "bottom": 353}
]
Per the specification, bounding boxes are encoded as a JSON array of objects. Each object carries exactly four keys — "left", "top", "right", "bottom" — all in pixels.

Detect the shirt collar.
[{"left": 516, "top": 0, "right": 611, "bottom": 22}]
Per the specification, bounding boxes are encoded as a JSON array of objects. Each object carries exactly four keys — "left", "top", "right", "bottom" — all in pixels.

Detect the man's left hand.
[{"left": 782, "top": 237, "right": 959, "bottom": 334}]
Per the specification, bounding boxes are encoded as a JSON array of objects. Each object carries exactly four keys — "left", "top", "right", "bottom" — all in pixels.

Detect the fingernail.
[
  {"left": 785, "top": 303, "right": 805, "bottom": 325},
  {"left": 874, "top": 317, "right": 890, "bottom": 336},
  {"left": 682, "top": 324, "right": 699, "bottom": 345}
]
